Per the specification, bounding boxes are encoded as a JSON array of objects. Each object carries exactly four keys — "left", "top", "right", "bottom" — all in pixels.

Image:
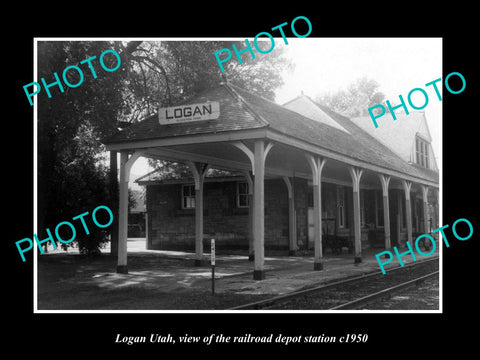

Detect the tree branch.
[
  {"left": 131, "top": 55, "right": 172, "bottom": 105},
  {"left": 125, "top": 41, "right": 143, "bottom": 54}
]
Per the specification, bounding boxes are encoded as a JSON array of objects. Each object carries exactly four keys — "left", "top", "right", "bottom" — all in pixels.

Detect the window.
[
  {"left": 237, "top": 182, "right": 249, "bottom": 208},
  {"left": 375, "top": 190, "right": 384, "bottom": 227},
  {"left": 337, "top": 187, "right": 345, "bottom": 228},
  {"left": 416, "top": 137, "right": 430, "bottom": 168},
  {"left": 182, "top": 184, "right": 195, "bottom": 209}
]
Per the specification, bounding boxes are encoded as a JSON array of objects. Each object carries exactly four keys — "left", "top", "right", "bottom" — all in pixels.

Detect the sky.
[
  {"left": 131, "top": 37, "right": 442, "bottom": 178},
  {"left": 275, "top": 38, "right": 442, "bottom": 101},
  {"left": 274, "top": 37, "right": 442, "bottom": 157}
]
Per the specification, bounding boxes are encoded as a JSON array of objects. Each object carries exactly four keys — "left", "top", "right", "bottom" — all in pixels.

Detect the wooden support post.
[
  {"left": 379, "top": 174, "right": 391, "bottom": 252},
  {"left": 305, "top": 155, "right": 326, "bottom": 270},
  {"left": 252, "top": 140, "right": 273, "bottom": 280},
  {"left": 117, "top": 151, "right": 129, "bottom": 274},
  {"left": 349, "top": 166, "right": 364, "bottom": 264},
  {"left": 283, "top": 176, "right": 297, "bottom": 256},
  {"left": 233, "top": 143, "right": 256, "bottom": 261},
  {"left": 109, "top": 150, "right": 119, "bottom": 257},
  {"left": 242, "top": 170, "right": 254, "bottom": 261},
  {"left": 421, "top": 185, "right": 430, "bottom": 250},
  {"left": 232, "top": 141, "right": 255, "bottom": 175},
  {"left": 187, "top": 162, "right": 209, "bottom": 266},
  {"left": 402, "top": 180, "right": 413, "bottom": 248},
  {"left": 117, "top": 151, "right": 143, "bottom": 274},
  {"left": 195, "top": 173, "right": 205, "bottom": 265}
]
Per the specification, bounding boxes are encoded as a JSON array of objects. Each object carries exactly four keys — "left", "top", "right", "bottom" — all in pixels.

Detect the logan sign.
[{"left": 159, "top": 101, "right": 220, "bottom": 125}]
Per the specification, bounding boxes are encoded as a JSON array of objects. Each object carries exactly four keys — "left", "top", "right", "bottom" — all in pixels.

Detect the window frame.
[
  {"left": 416, "top": 136, "right": 430, "bottom": 169},
  {"left": 181, "top": 184, "right": 196, "bottom": 209},
  {"left": 237, "top": 181, "right": 250, "bottom": 208}
]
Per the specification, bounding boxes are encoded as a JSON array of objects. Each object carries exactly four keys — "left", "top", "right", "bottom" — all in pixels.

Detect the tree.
[
  {"left": 119, "top": 40, "right": 293, "bottom": 175},
  {"left": 315, "top": 76, "right": 386, "bottom": 117},
  {"left": 37, "top": 41, "right": 129, "bottom": 255},
  {"left": 36, "top": 40, "right": 292, "bottom": 255},
  {"left": 117, "top": 41, "right": 293, "bottom": 123}
]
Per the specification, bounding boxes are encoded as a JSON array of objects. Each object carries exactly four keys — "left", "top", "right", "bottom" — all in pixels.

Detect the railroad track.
[
  {"left": 328, "top": 270, "right": 438, "bottom": 310},
  {"left": 228, "top": 257, "right": 439, "bottom": 310}
]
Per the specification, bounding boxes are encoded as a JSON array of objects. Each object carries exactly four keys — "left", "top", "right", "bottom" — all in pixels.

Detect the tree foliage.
[
  {"left": 37, "top": 40, "right": 292, "bottom": 254},
  {"left": 315, "top": 76, "right": 385, "bottom": 117},
  {"left": 37, "top": 41, "right": 132, "bottom": 255},
  {"left": 119, "top": 41, "right": 293, "bottom": 123},
  {"left": 119, "top": 40, "right": 293, "bottom": 174},
  {"left": 143, "top": 160, "right": 240, "bottom": 181}
]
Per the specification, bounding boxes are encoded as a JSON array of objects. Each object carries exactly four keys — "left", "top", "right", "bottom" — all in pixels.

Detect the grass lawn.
[{"left": 37, "top": 253, "right": 269, "bottom": 310}]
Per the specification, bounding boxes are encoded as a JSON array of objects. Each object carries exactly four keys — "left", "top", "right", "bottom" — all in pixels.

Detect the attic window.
[{"left": 416, "top": 137, "right": 430, "bottom": 168}]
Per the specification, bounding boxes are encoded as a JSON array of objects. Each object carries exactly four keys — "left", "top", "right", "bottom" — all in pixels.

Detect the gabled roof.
[
  {"left": 103, "top": 85, "right": 267, "bottom": 144},
  {"left": 104, "top": 83, "right": 438, "bottom": 185},
  {"left": 351, "top": 111, "right": 438, "bottom": 171},
  {"left": 231, "top": 85, "right": 438, "bottom": 183},
  {"left": 283, "top": 94, "right": 350, "bottom": 133}
]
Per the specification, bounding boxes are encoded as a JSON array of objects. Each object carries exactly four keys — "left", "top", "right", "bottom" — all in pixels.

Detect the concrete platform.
[
  {"left": 173, "top": 249, "right": 438, "bottom": 296},
  {"left": 75, "top": 239, "right": 440, "bottom": 297}
]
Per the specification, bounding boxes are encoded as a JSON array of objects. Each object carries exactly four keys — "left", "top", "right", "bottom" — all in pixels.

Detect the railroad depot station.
[{"left": 103, "top": 81, "right": 440, "bottom": 281}]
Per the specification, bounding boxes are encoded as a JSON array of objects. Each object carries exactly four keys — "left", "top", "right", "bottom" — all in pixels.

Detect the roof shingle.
[
  {"left": 231, "top": 85, "right": 438, "bottom": 183},
  {"left": 104, "top": 83, "right": 438, "bottom": 184},
  {"left": 104, "top": 85, "right": 266, "bottom": 144}
]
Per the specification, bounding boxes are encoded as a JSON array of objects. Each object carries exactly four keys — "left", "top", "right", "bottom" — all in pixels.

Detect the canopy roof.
[{"left": 104, "top": 83, "right": 439, "bottom": 186}]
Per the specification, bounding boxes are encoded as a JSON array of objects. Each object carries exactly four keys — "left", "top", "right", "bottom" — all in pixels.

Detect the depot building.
[{"left": 103, "top": 81, "right": 439, "bottom": 280}]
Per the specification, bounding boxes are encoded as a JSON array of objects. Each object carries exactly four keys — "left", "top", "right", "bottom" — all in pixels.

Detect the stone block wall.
[
  {"left": 146, "top": 179, "right": 293, "bottom": 251},
  {"left": 144, "top": 178, "right": 406, "bottom": 253}
]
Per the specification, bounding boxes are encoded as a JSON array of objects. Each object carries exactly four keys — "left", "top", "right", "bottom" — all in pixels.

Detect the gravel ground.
[
  {"left": 362, "top": 275, "right": 439, "bottom": 310},
  {"left": 268, "top": 260, "right": 439, "bottom": 310},
  {"left": 37, "top": 248, "right": 439, "bottom": 311},
  {"left": 37, "top": 253, "right": 271, "bottom": 310}
]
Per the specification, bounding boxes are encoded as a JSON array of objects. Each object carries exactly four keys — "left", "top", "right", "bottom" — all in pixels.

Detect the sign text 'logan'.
[{"left": 158, "top": 101, "right": 220, "bottom": 125}]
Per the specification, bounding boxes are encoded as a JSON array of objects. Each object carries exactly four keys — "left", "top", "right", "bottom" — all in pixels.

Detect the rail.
[
  {"left": 227, "top": 256, "right": 439, "bottom": 310},
  {"left": 329, "top": 271, "right": 439, "bottom": 310}
]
